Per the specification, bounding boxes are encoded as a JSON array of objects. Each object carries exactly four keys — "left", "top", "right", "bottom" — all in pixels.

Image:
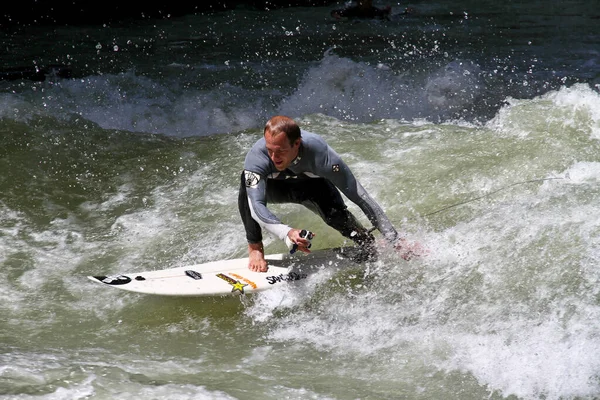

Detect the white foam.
[
  {"left": 546, "top": 83, "right": 600, "bottom": 140},
  {"left": 487, "top": 83, "right": 600, "bottom": 139},
  {"left": 441, "top": 315, "right": 600, "bottom": 399},
  {"left": 0, "top": 93, "right": 36, "bottom": 121},
  {"left": 280, "top": 54, "right": 485, "bottom": 123},
  {"left": 559, "top": 161, "right": 600, "bottom": 184},
  {"left": 2, "top": 71, "right": 275, "bottom": 137}
]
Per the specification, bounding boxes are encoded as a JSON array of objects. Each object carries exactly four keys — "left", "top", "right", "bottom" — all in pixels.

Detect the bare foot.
[{"left": 248, "top": 242, "right": 268, "bottom": 272}]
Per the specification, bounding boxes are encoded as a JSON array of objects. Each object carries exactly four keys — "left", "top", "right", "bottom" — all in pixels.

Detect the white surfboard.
[{"left": 87, "top": 247, "right": 367, "bottom": 297}]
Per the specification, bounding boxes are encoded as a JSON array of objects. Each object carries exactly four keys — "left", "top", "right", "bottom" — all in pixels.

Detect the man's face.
[{"left": 265, "top": 132, "right": 300, "bottom": 171}]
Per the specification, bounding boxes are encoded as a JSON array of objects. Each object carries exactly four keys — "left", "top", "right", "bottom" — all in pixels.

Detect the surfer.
[
  {"left": 238, "top": 115, "right": 418, "bottom": 272},
  {"left": 330, "top": 0, "right": 392, "bottom": 20}
]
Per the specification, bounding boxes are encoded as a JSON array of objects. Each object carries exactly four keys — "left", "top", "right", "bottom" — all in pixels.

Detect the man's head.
[{"left": 264, "top": 116, "right": 302, "bottom": 171}]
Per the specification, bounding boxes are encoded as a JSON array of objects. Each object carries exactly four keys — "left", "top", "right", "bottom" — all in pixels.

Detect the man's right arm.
[{"left": 244, "top": 170, "right": 291, "bottom": 240}]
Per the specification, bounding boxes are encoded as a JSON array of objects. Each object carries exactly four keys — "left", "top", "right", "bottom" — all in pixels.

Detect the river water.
[{"left": 1, "top": 1, "right": 600, "bottom": 399}]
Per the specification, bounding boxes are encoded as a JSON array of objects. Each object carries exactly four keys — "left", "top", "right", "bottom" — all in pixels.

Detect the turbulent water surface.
[{"left": 1, "top": 1, "right": 600, "bottom": 399}]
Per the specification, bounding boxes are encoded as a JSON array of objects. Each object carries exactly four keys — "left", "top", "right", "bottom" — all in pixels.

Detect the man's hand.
[
  {"left": 286, "top": 229, "right": 315, "bottom": 254},
  {"left": 394, "top": 237, "right": 426, "bottom": 261}
]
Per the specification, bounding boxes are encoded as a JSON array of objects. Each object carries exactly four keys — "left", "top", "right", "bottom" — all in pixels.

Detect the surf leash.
[{"left": 422, "top": 176, "right": 565, "bottom": 218}]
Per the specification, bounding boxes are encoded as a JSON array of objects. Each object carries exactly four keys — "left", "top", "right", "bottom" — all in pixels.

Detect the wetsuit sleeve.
[
  {"left": 317, "top": 146, "right": 398, "bottom": 242},
  {"left": 244, "top": 170, "right": 291, "bottom": 240}
]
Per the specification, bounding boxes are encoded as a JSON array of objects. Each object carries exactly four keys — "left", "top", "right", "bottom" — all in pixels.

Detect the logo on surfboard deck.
[
  {"left": 266, "top": 271, "right": 308, "bottom": 285},
  {"left": 217, "top": 273, "right": 248, "bottom": 294},
  {"left": 229, "top": 273, "right": 257, "bottom": 289},
  {"left": 97, "top": 275, "right": 132, "bottom": 285}
]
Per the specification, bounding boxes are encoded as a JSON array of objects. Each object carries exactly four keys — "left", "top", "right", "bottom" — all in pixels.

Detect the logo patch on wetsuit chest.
[
  {"left": 332, "top": 164, "right": 340, "bottom": 172},
  {"left": 244, "top": 171, "right": 261, "bottom": 188}
]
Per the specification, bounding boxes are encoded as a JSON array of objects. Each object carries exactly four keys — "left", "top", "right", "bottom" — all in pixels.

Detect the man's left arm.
[{"left": 320, "top": 149, "right": 399, "bottom": 243}]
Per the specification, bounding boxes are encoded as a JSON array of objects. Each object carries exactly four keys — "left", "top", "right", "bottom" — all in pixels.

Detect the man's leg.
[
  {"left": 259, "top": 178, "right": 364, "bottom": 239},
  {"left": 288, "top": 179, "right": 377, "bottom": 260}
]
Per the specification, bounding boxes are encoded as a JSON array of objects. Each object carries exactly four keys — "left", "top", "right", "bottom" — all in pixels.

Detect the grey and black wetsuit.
[{"left": 238, "top": 130, "right": 398, "bottom": 247}]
